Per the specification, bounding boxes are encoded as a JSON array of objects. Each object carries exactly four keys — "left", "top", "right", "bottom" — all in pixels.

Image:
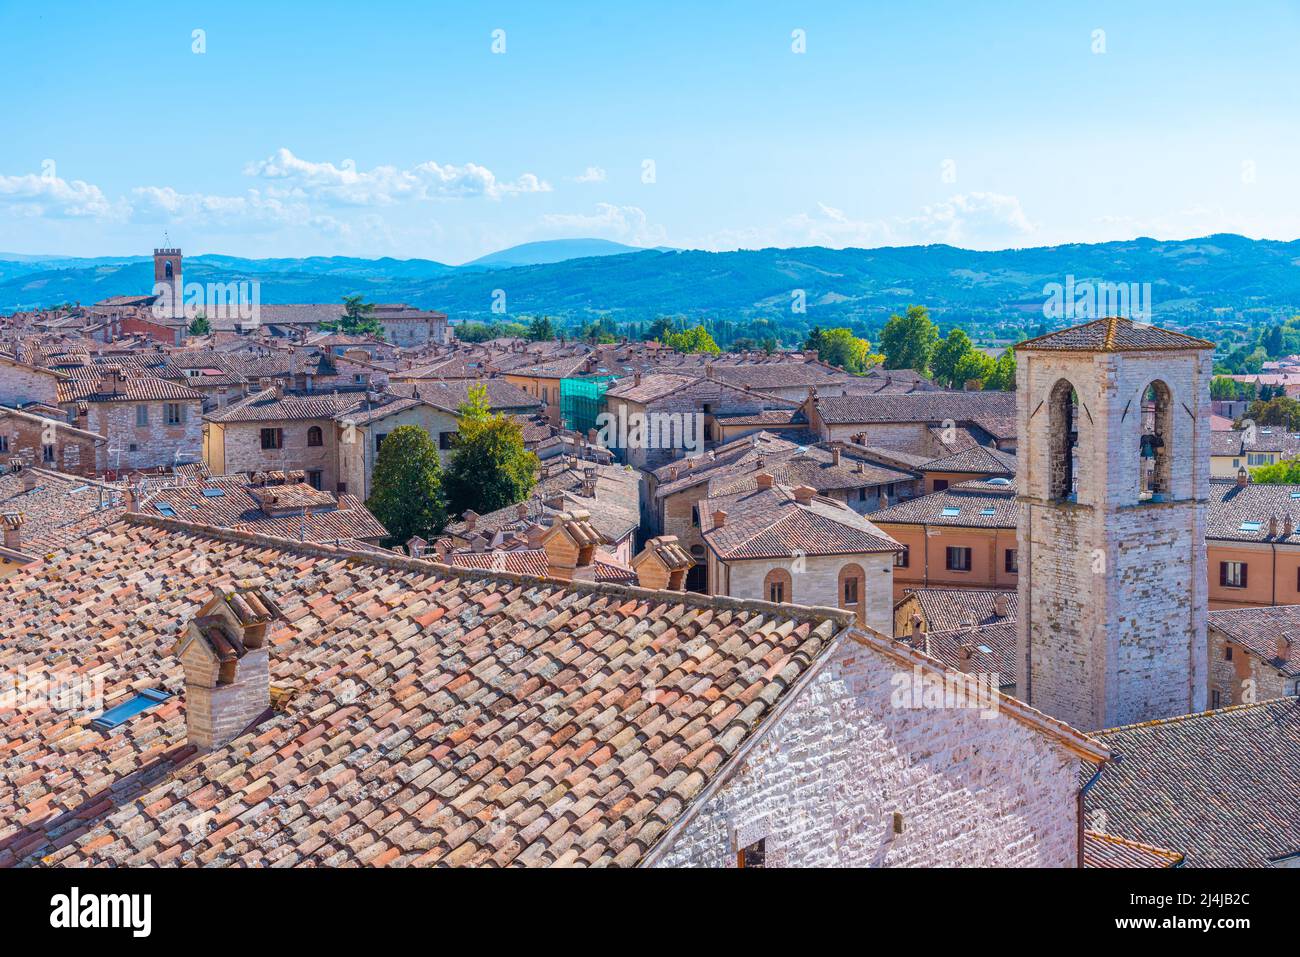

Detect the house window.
[
  {"left": 1220, "top": 561, "right": 1247, "bottom": 589},
  {"left": 307, "top": 426, "right": 323, "bottom": 447},
  {"left": 1225, "top": 645, "right": 1233, "bottom": 661},
  {"left": 691, "top": 504, "right": 700, "bottom": 527},
  {"left": 1005, "top": 548, "right": 1018, "bottom": 573},
  {"left": 0, "top": 436, "right": 8, "bottom": 453},
  {"left": 1211, "top": 690, "right": 1221, "bottom": 708},
  {"left": 136, "top": 405, "right": 149, "bottom": 427},
  {"left": 375, "top": 433, "right": 388, "bottom": 453},
  {"left": 439, "top": 431, "right": 456, "bottom": 450},
  {"left": 306, "top": 469, "right": 323, "bottom": 490},
  {"left": 737, "top": 838, "right": 766, "bottom": 868},
  {"left": 337, "top": 482, "right": 348, "bottom": 495},
  {"left": 165, "top": 403, "right": 184, "bottom": 426},
  {"left": 686, "top": 545, "right": 707, "bottom": 593},
  {"left": 843, "top": 576, "right": 859, "bottom": 604},
  {"left": 42, "top": 444, "right": 54, "bottom": 464},
  {"left": 541, "top": 387, "right": 549, "bottom": 404},
  {"left": 858, "top": 487, "right": 869, "bottom": 502},
  {"left": 933, "top": 479, "right": 949, "bottom": 492},
  {"left": 260, "top": 427, "right": 283, "bottom": 450},
  {"left": 763, "top": 568, "right": 792, "bottom": 604},
  {"left": 895, "top": 545, "right": 909, "bottom": 568},
  {"left": 946, "top": 547, "right": 972, "bottom": 572}
]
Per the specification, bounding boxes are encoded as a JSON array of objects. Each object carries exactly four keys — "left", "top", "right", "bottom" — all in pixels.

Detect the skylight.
[
  {"left": 90, "top": 688, "right": 172, "bottom": 731},
  {"left": 155, "top": 503, "right": 176, "bottom": 517},
  {"left": 1240, "top": 521, "right": 1263, "bottom": 532},
  {"left": 201, "top": 488, "right": 225, "bottom": 497},
  {"left": 980, "top": 507, "right": 996, "bottom": 516},
  {"left": 942, "top": 506, "right": 962, "bottom": 517}
]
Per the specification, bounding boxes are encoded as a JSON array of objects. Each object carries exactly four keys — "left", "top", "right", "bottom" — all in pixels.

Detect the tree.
[
  {"left": 526, "top": 315, "right": 557, "bottom": 341},
  {"left": 930, "top": 328, "right": 978, "bottom": 388},
  {"left": 803, "top": 326, "right": 826, "bottom": 355},
  {"left": 1210, "top": 376, "right": 1243, "bottom": 401},
  {"left": 880, "top": 305, "right": 940, "bottom": 373},
  {"left": 982, "top": 348, "right": 1017, "bottom": 391},
  {"left": 1263, "top": 324, "right": 1285, "bottom": 358},
  {"left": 365, "top": 425, "right": 447, "bottom": 547},
  {"left": 188, "top": 312, "right": 211, "bottom": 336},
  {"left": 662, "top": 324, "right": 721, "bottom": 355},
  {"left": 327, "top": 295, "right": 384, "bottom": 338},
  {"left": 814, "top": 327, "right": 877, "bottom": 373},
  {"left": 951, "top": 350, "right": 994, "bottom": 387},
  {"left": 443, "top": 385, "right": 539, "bottom": 516},
  {"left": 1249, "top": 459, "right": 1300, "bottom": 484},
  {"left": 1245, "top": 395, "right": 1300, "bottom": 431}
]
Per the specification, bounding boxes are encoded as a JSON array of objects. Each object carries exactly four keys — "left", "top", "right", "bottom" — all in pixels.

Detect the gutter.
[{"left": 1077, "top": 754, "right": 1116, "bottom": 868}]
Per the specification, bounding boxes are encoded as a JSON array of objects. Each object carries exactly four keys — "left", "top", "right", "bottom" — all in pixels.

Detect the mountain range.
[{"left": 2, "top": 234, "right": 1297, "bottom": 339}]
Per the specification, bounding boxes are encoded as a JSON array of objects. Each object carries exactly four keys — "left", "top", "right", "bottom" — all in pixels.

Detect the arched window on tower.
[
  {"left": 164, "top": 260, "right": 174, "bottom": 280},
  {"left": 1139, "top": 381, "right": 1173, "bottom": 502},
  {"left": 1048, "top": 379, "right": 1081, "bottom": 502}
]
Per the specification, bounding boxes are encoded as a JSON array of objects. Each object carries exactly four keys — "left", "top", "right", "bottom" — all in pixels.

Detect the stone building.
[
  {"left": 1205, "top": 604, "right": 1300, "bottom": 707},
  {"left": 1014, "top": 317, "right": 1213, "bottom": 731},
  {"left": 700, "top": 478, "right": 903, "bottom": 635}
]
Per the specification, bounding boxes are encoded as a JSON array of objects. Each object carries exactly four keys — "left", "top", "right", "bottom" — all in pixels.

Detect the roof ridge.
[
  {"left": 120, "top": 512, "right": 857, "bottom": 627},
  {"left": 1084, "top": 830, "right": 1184, "bottom": 864},
  {"left": 1098, "top": 696, "right": 1299, "bottom": 735}
]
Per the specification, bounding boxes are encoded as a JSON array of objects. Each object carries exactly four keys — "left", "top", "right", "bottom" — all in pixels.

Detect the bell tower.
[
  {"left": 1014, "top": 317, "right": 1212, "bottom": 731},
  {"left": 153, "top": 246, "right": 183, "bottom": 319}
]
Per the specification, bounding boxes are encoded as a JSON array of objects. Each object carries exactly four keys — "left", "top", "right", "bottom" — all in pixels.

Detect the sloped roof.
[
  {"left": 1015, "top": 317, "right": 1213, "bottom": 353},
  {"left": 702, "top": 485, "right": 902, "bottom": 560},
  {"left": 1207, "top": 605, "right": 1300, "bottom": 678},
  {"left": 872, "top": 483, "right": 1018, "bottom": 529},
  {"left": 921, "top": 444, "right": 1017, "bottom": 475},
  {"left": 1087, "top": 699, "right": 1300, "bottom": 867},
  {"left": 0, "top": 516, "right": 859, "bottom": 867},
  {"left": 812, "top": 390, "right": 1015, "bottom": 426}
]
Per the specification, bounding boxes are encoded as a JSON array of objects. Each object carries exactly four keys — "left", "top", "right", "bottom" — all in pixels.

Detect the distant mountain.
[
  {"left": 2, "top": 235, "right": 1298, "bottom": 342},
  {"left": 461, "top": 238, "right": 670, "bottom": 269}
]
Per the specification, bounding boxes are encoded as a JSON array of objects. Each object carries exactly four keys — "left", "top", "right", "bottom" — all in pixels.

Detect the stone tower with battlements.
[
  {"left": 153, "top": 247, "right": 183, "bottom": 319},
  {"left": 1014, "top": 316, "right": 1212, "bottom": 731}
]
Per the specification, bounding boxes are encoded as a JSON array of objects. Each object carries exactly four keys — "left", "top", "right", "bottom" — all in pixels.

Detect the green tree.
[
  {"left": 930, "top": 328, "right": 978, "bottom": 388},
  {"left": 951, "top": 350, "right": 994, "bottom": 387},
  {"left": 365, "top": 425, "right": 447, "bottom": 547},
  {"left": 662, "top": 324, "right": 721, "bottom": 354},
  {"left": 1249, "top": 459, "right": 1300, "bottom": 484},
  {"left": 326, "top": 295, "right": 384, "bottom": 338},
  {"left": 983, "top": 348, "right": 1017, "bottom": 391},
  {"left": 443, "top": 385, "right": 539, "bottom": 516},
  {"left": 880, "top": 305, "right": 940, "bottom": 373},
  {"left": 815, "top": 327, "right": 878, "bottom": 373},
  {"left": 1210, "top": 376, "right": 1243, "bottom": 400},
  {"left": 526, "top": 315, "right": 557, "bottom": 341},
  {"left": 803, "top": 326, "right": 826, "bottom": 355},
  {"left": 188, "top": 312, "right": 211, "bottom": 336},
  {"left": 1245, "top": 395, "right": 1300, "bottom": 430},
  {"left": 644, "top": 316, "right": 676, "bottom": 342}
]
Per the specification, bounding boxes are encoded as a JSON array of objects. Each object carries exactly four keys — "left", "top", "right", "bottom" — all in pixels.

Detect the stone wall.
[
  {"left": 82, "top": 398, "right": 204, "bottom": 472},
  {"left": 651, "top": 634, "right": 1082, "bottom": 867},
  {"left": 720, "top": 552, "right": 894, "bottom": 637}
]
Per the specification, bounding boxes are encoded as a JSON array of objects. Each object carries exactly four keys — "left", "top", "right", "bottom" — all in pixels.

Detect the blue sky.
[{"left": 2, "top": 0, "right": 1299, "bottom": 261}]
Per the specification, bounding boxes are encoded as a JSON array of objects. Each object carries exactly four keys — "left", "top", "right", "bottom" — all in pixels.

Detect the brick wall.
[
  {"left": 651, "top": 635, "right": 1082, "bottom": 867},
  {"left": 81, "top": 398, "right": 204, "bottom": 472}
]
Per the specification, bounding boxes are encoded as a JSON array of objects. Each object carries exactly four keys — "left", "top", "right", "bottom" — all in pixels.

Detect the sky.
[{"left": 2, "top": 0, "right": 1300, "bottom": 262}]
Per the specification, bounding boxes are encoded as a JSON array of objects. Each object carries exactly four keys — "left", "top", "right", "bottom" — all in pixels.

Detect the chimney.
[
  {"left": 406, "top": 535, "right": 427, "bottom": 558},
  {"left": 831, "top": 447, "right": 842, "bottom": 467},
  {"left": 633, "top": 371, "right": 642, "bottom": 387},
  {"left": 526, "top": 522, "right": 548, "bottom": 549},
  {"left": 1287, "top": 515, "right": 1294, "bottom": 538},
  {"left": 1237, "top": 467, "right": 1250, "bottom": 487},
  {"left": 993, "top": 591, "right": 1010, "bottom": 618},
  {"left": 956, "top": 643, "right": 975, "bottom": 674},
  {"left": 756, "top": 472, "right": 774, "bottom": 489},
  {"left": 1, "top": 511, "right": 22, "bottom": 550},
  {"left": 516, "top": 502, "right": 529, "bottom": 519},
  {"left": 98, "top": 365, "right": 123, "bottom": 395},
  {"left": 909, "top": 612, "right": 923, "bottom": 639},
  {"left": 462, "top": 509, "right": 478, "bottom": 531},
  {"left": 21, "top": 468, "right": 36, "bottom": 492},
  {"left": 1278, "top": 633, "right": 1294, "bottom": 661},
  {"left": 173, "top": 585, "right": 284, "bottom": 751},
  {"left": 1270, "top": 514, "right": 1279, "bottom": 538},
  {"left": 793, "top": 484, "right": 816, "bottom": 505},
  {"left": 712, "top": 509, "right": 728, "bottom": 528}
]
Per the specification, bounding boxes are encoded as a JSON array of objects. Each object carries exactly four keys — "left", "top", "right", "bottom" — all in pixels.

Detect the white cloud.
[
  {"left": 570, "top": 166, "right": 607, "bottom": 183},
  {"left": 540, "top": 203, "right": 666, "bottom": 246},
  {"left": 0, "top": 172, "right": 117, "bottom": 218},
  {"left": 902, "top": 192, "right": 1036, "bottom": 245},
  {"left": 243, "top": 148, "right": 551, "bottom": 204}
]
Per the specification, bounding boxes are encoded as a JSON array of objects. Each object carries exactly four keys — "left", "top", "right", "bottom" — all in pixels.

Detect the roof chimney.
[
  {"left": 712, "top": 509, "right": 728, "bottom": 528},
  {"left": 173, "top": 585, "right": 284, "bottom": 751},
  {"left": 1278, "top": 633, "right": 1294, "bottom": 661},
  {"left": 1237, "top": 466, "right": 1250, "bottom": 487},
  {"left": 793, "top": 484, "right": 816, "bottom": 505},
  {"left": 993, "top": 591, "right": 1010, "bottom": 618},
  {"left": 1270, "top": 514, "right": 1279, "bottom": 538},
  {"left": 1, "top": 511, "right": 22, "bottom": 551},
  {"left": 406, "top": 535, "right": 427, "bottom": 558},
  {"left": 633, "top": 371, "right": 642, "bottom": 387},
  {"left": 20, "top": 467, "right": 36, "bottom": 492},
  {"left": 756, "top": 472, "right": 774, "bottom": 489},
  {"left": 462, "top": 509, "right": 478, "bottom": 531},
  {"left": 831, "top": 447, "right": 842, "bottom": 467},
  {"left": 1286, "top": 515, "right": 1294, "bottom": 538}
]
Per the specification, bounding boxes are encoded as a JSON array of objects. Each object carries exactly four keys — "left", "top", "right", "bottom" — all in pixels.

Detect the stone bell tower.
[
  {"left": 153, "top": 246, "right": 183, "bottom": 319},
  {"left": 1014, "top": 317, "right": 1212, "bottom": 731}
]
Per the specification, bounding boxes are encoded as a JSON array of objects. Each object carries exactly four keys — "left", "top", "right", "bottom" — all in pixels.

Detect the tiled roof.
[
  {"left": 0, "top": 469, "right": 124, "bottom": 555},
  {"left": 920, "top": 621, "right": 1017, "bottom": 689},
  {"left": 812, "top": 390, "right": 1015, "bottom": 426},
  {"left": 702, "top": 485, "right": 903, "bottom": 560},
  {"left": 1083, "top": 831, "right": 1183, "bottom": 868},
  {"left": 706, "top": 446, "right": 913, "bottom": 497},
  {"left": 57, "top": 374, "right": 204, "bottom": 404},
  {"left": 907, "top": 587, "right": 1018, "bottom": 633},
  {"left": 651, "top": 433, "right": 802, "bottom": 499},
  {"left": 604, "top": 373, "right": 699, "bottom": 404},
  {"left": 205, "top": 387, "right": 417, "bottom": 424},
  {"left": 871, "top": 483, "right": 1018, "bottom": 529},
  {"left": 1015, "top": 317, "right": 1214, "bottom": 353},
  {"left": 1207, "top": 480, "right": 1300, "bottom": 542},
  {"left": 412, "top": 379, "right": 543, "bottom": 414},
  {"left": 1210, "top": 428, "right": 1300, "bottom": 458},
  {"left": 1088, "top": 699, "right": 1300, "bottom": 867},
  {"left": 921, "top": 444, "right": 1017, "bottom": 475},
  {"left": 709, "top": 361, "right": 851, "bottom": 390},
  {"left": 0, "top": 516, "right": 859, "bottom": 867},
  {"left": 1207, "top": 605, "right": 1300, "bottom": 678}
]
